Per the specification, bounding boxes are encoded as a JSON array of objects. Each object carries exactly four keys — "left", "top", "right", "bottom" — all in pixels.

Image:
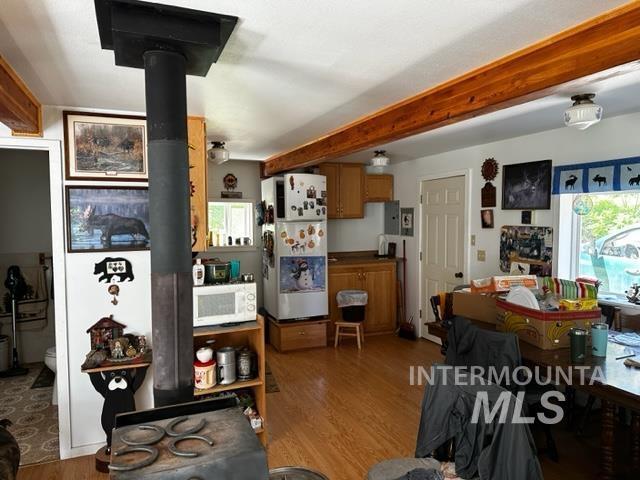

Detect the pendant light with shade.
[
  {"left": 564, "top": 94, "right": 603, "bottom": 130},
  {"left": 207, "top": 141, "right": 230, "bottom": 164},
  {"left": 367, "top": 150, "right": 390, "bottom": 174}
]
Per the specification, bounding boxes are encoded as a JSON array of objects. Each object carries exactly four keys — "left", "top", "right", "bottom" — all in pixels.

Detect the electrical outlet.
[
  {"left": 477, "top": 250, "right": 486, "bottom": 262},
  {"left": 471, "top": 235, "right": 476, "bottom": 246}
]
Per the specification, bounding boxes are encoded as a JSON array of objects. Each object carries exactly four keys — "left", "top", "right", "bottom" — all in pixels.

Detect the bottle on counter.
[{"left": 193, "top": 258, "right": 205, "bottom": 286}]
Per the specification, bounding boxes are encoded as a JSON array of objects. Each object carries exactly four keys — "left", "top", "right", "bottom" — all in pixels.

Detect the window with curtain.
[
  {"left": 207, "top": 201, "right": 254, "bottom": 247},
  {"left": 554, "top": 157, "right": 640, "bottom": 296}
]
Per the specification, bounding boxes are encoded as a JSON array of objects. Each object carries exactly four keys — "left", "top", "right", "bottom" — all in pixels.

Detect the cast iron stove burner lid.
[{"left": 269, "top": 467, "right": 330, "bottom": 480}]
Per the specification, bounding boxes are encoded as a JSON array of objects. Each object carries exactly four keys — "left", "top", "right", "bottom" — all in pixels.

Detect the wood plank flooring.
[{"left": 18, "top": 335, "right": 610, "bottom": 479}]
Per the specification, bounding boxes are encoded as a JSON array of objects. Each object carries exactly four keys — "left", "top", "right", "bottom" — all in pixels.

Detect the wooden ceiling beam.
[
  {"left": 265, "top": 2, "right": 640, "bottom": 175},
  {"left": 0, "top": 54, "right": 42, "bottom": 136}
]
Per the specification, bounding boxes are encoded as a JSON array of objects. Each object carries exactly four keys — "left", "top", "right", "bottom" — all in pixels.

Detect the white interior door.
[{"left": 421, "top": 175, "right": 466, "bottom": 334}]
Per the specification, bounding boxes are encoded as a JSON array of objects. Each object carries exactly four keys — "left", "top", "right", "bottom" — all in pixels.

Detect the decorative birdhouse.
[{"left": 86, "top": 315, "right": 127, "bottom": 351}]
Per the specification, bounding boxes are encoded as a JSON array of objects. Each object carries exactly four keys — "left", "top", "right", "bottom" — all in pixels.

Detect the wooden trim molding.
[
  {"left": 0, "top": 54, "right": 42, "bottom": 136},
  {"left": 264, "top": 2, "right": 640, "bottom": 175}
]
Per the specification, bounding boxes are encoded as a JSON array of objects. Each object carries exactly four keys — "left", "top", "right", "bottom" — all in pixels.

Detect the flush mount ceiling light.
[
  {"left": 564, "top": 93, "right": 603, "bottom": 130},
  {"left": 368, "top": 150, "right": 390, "bottom": 174},
  {"left": 207, "top": 141, "right": 229, "bottom": 164}
]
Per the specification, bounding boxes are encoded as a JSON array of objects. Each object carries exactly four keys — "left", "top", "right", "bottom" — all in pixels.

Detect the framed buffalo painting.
[
  {"left": 64, "top": 111, "right": 147, "bottom": 181},
  {"left": 66, "top": 186, "right": 150, "bottom": 253}
]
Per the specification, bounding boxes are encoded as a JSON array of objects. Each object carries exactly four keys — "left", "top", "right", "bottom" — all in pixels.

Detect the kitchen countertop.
[{"left": 328, "top": 251, "right": 401, "bottom": 267}]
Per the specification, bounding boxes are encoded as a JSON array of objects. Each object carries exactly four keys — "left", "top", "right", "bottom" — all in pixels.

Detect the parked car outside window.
[{"left": 579, "top": 223, "right": 640, "bottom": 295}]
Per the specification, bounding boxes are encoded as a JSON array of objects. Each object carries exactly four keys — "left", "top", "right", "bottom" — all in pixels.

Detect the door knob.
[{"left": 454, "top": 272, "right": 463, "bottom": 278}]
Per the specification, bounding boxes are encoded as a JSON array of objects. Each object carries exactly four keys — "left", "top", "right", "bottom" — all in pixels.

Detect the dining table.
[{"left": 429, "top": 320, "right": 640, "bottom": 480}]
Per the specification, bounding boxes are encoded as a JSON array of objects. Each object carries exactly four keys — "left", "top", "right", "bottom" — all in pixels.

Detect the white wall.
[
  {"left": 0, "top": 149, "right": 55, "bottom": 363},
  {"left": 205, "top": 160, "right": 264, "bottom": 306},
  {"left": 389, "top": 111, "right": 640, "bottom": 335},
  {"left": 0, "top": 106, "right": 153, "bottom": 457},
  {"left": 327, "top": 203, "right": 385, "bottom": 252}
]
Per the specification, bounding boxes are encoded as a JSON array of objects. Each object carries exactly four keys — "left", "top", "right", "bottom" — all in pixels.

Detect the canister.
[
  {"left": 569, "top": 328, "right": 588, "bottom": 364},
  {"left": 591, "top": 322, "right": 609, "bottom": 357},
  {"left": 237, "top": 347, "right": 256, "bottom": 380},
  {"left": 216, "top": 347, "right": 237, "bottom": 385},
  {"left": 194, "top": 359, "right": 216, "bottom": 390}
]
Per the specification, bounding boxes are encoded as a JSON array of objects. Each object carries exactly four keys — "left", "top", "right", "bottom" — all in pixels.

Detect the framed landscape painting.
[
  {"left": 64, "top": 111, "right": 147, "bottom": 181},
  {"left": 66, "top": 186, "right": 150, "bottom": 253}
]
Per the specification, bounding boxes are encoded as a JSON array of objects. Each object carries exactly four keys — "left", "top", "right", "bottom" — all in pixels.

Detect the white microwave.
[{"left": 193, "top": 283, "right": 257, "bottom": 327}]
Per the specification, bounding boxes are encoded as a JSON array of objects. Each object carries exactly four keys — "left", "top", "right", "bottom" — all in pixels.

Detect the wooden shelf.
[
  {"left": 192, "top": 314, "right": 267, "bottom": 447},
  {"left": 193, "top": 378, "right": 263, "bottom": 396},
  {"left": 193, "top": 321, "right": 260, "bottom": 337}
]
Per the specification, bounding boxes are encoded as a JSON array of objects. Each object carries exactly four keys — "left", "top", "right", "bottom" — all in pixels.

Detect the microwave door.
[
  {"left": 195, "top": 290, "right": 238, "bottom": 326},
  {"left": 235, "top": 290, "right": 246, "bottom": 320}
]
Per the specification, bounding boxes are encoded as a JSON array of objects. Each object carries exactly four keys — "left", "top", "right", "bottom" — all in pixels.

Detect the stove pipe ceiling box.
[{"left": 94, "top": 0, "right": 238, "bottom": 406}]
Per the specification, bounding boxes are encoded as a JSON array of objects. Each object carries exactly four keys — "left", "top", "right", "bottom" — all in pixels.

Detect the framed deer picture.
[
  {"left": 502, "top": 159, "right": 552, "bottom": 210},
  {"left": 63, "top": 111, "right": 147, "bottom": 181},
  {"left": 66, "top": 186, "right": 150, "bottom": 252}
]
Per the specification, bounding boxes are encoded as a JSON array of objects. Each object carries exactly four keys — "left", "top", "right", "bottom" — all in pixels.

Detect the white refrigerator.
[{"left": 261, "top": 173, "right": 328, "bottom": 320}]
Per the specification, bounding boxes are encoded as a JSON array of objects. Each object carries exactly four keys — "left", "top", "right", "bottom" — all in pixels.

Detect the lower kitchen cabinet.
[{"left": 327, "top": 261, "right": 397, "bottom": 339}]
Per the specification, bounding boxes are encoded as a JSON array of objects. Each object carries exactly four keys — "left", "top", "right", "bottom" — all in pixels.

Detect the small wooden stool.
[{"left": 334, "top": 321, "right": 364, "bottom": 349}]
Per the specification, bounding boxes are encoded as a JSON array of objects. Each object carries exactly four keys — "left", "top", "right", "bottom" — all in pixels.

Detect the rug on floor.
[
  {"left": 31, "top": 365, "right": 55, "bottom": 389},
  {"left": 0, "top": 362, "right": 59, "bottom": 466},
  {"left": 265, "top": 363, "right": 280, "bottom": 393}
]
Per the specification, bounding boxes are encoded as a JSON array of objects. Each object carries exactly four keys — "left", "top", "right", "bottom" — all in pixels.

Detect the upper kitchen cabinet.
[
  {"left": 318, "top": 163, "right": 364, "bottom": 219},
  {"left": 365, "top": 174, "right": 394, "bottom": 202},
  {"left": 188, "top": 116, "right": 208, "bottom": 252}
]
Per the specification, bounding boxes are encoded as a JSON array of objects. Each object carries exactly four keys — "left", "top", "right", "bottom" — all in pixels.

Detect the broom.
[{"left": 397, "top": 240, "right": 416, "bottom": 340}]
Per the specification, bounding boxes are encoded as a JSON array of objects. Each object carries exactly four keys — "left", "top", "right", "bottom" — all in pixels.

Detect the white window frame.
[
  {"left": 207, "top": 198, "right": 256, "bottom": 251},
  {"left": 559, "top": 192, "right": 640, "bottom": 309}
]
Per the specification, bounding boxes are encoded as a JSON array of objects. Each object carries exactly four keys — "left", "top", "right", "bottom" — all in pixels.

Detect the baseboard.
[{"left": 62, "top": 442, "right": 105, "bottom": 460}]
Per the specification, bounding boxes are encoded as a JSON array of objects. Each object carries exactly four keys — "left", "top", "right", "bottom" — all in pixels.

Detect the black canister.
[{"left": 569, "top": 328, "right": 588, "bottom": 364}]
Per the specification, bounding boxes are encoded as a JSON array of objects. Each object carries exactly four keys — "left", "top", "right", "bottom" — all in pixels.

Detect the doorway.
[
  {"left": 419, "top": 173, "right": 469, "bottom": 339},
  {"left": 0, "top": 146, "right": 62, "bottom": 465}
]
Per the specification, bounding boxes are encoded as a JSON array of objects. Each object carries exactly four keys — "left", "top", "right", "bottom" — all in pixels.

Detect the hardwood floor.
[{"left": 18, "top": 335, "right": 613, "bottom": 479}]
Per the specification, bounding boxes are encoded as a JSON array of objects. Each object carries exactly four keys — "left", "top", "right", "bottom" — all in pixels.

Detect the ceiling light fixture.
[
  {"left": 564, "top": 93, "right": 603, "bottom": 130},
  {"left": 368, "top": 150, "right": 390, "bottom": 174},
  {"left": 207, "top": 141, "right": 229, "bottom": 164}
]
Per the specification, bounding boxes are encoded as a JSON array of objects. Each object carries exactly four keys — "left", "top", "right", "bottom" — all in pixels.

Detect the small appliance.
[
  {"left": 193, "top": 283, "right": 257, "bottom": 327},
  {"left": 377, "top": 234, "right": 387, "bottom": 256},
  {"left": 203, "top": 259, "right": 231, "bottom": 284},
  {"left": 216, "top": 347, "right": 237, "bottom": 385}
]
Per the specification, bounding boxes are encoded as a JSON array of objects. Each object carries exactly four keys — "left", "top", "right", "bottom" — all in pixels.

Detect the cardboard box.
[
  {"left": 496, "top": 299, "right": 601, "bottom": 350},
  {"left": 470, "top": 275, "right": 538, "bottom": 293},
  {"left": 453, "top": 291, "right": 499, "bottom": 324}
]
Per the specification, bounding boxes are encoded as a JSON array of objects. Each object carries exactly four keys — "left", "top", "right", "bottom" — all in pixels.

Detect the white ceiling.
[{"left": 0, "top": 0, "right": 633, "bottom": 161}]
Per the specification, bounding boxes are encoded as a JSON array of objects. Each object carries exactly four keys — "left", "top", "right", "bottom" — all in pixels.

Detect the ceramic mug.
[{"left": 196, "top": 346, "right": 213, "bottom": 363}]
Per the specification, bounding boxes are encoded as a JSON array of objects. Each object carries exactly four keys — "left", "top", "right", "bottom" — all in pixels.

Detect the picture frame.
[
  {"left": 66, "top": 186, "right": 150, "bottom": 253},
  {"left": 63, "top": 111, "right": 147, "bottom": 181},
  {"left": 502, "top": 159, "right": 552, "bottom": 210},
  {"left": 400, "top": 208, "right": 414, "bottom": 236},
  {"left": 521, "top": 210, "right": 533, "bottom": 225},
  {"left": 481, "top": 209, "right": 494, "bottom": 229}
]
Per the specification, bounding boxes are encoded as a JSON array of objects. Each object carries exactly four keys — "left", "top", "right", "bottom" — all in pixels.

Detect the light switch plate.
[
  {"left": 477, "top": 250, "right": 486, "bottom": 262},
  {"left": 471, "top": 235, "right": 476, "bottom": 246}
]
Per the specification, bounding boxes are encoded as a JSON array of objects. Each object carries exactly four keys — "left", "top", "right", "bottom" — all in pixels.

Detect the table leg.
[
  {"left": 600, "top": 400, "right": 615, "bottom": 480},
  {"left": 632, "top": 412, "right": 640, "bottom": 474}
]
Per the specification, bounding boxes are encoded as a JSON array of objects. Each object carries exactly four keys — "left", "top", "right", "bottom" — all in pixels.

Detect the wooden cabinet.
[
  {"left": 318, "top": 163, "right": 364, "bottom": 218},
  {"left": 188, "top": 116, "right": 208, "bottom": 252},
  {"left": 193, "top": 315, "right": 267, "bottom": 446},
  {"left": 327, "top": 261, "right": 397, "bottom": 339},
  {"left": 365, "top": 174, "right": 394, "bottom": 202},
  {"left": 269, "top": 318, "right": 329, "bottom": 352}
]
